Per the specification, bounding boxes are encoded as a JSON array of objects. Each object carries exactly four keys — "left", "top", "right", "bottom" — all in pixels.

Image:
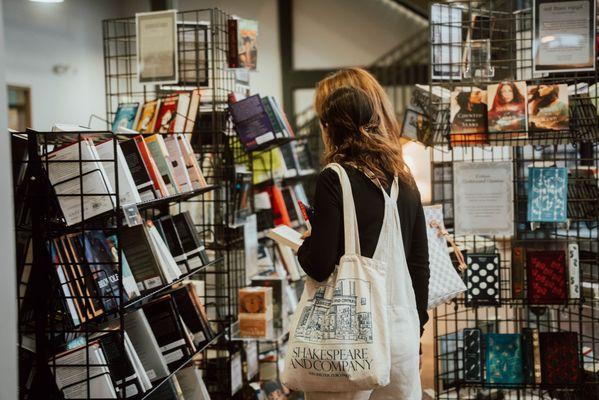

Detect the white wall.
[{"left": 0, "top": 0, "right": 17, "bottom": 398}]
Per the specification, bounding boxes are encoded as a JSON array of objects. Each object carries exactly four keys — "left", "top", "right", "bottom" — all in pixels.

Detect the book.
[
  {"left": 172, "top": 92, "right": 191, "bottom": 133},
  {"left": 105, "top": 234, "right": 140, "bottom": 299},
  {"left": 95, "top": 139, "right": 142, "bottom": 205},
  {"left": 50, "top": 342, "right": 117, "bottom": 399},
  {"left": 252, "top": 148, "right": 288, "bottom": 185},
  {"left": 175, "top": 367, "right": 211, "bottom": 400},
  {"left": 539, "top": 332, "right": 580, "bottom": 385},
  {"left": 528, "top": 84, "right": 569, "bottom": 132},
  {"left": 176, "top": 134, "right": 207, "bottom": 189},
  {"left": 143, "top": 296, "right": 195, "bottom": 371},
  {"left": 526, "top": 250, "right": 568, "bottom": 305},
  {"left": 163, "top": 135, "right": 193, "bottom": 193},
  {"left": 449, "top": 87, "right": 487, "bottom": 146},
  {"left": 155, "top": 216, "right": 188, "bottom": 272},
  {"left": 487, "top": 81, "right": 528, "bottom": 138},
  {"left": 96, "top": 331, "right": 145, "bottom": 397},
  {"left": 136, "top": 99, "right": 160, "bottom": 133},
  {"left": 485, "top": 333, "right": 524, "bottom": 386},
  {"left": 45, "top": 140, "right": 115, "bottom": 226},
  {"left": 120, "top": 137, "right": 158, "bottom": 201},
  {"left": 267, "top": 225, "right": 303, "bottom": 252},
  {"left": 134, "top": 135, "right": 170, "bottom": 197},
  {"left": 521, "top": 328, "right": 535, "bottom": 384},
  {"left": 147, "top": 221, "right": 182, "bottom": 282},
  {"left": 275, "top": 243, "right": 302, "bottom": 281},
  {"left": 120, "top": 224, "right": 166, "bottom": 292},
  {"left": 184, "top": 89, "right": 201, "bottom": 133},
  {"left": 527, "top": 167, "right": 568, "bottom": 222},
  {"left": 230, "top": 94, "right": 277, "bottom": 151},
  {"left": 280, "top": 186, "right": 301, "bottom": 227},
  {"left": 237, "top": 19, "right": 258, "bottom": 70},
  {"left": 239, "top": 313, "right": 272, "bottom": 338},
  {"left": 172, "top": 211, "right": 209, "bottom": 269},
  {"left": 531, "top": 328, "right": 542, "bottom": 384},
  {"left": 112, "top": 102, "right": 140, "bottom": 132},
  {"left": 239, "top": 286, "right": 273, "bottom": 318},
  {"left": 171, "top": 283, "right": 214, "bottom": 348},
  {"left": 511, "top": 246, "right": 526, "bottom": 299},
  {"left": 227, "top": 19, "right": 239, "bottom": 68},
  {"left": 262, "top": 97, "right": 288, "bottom": 139},
  {"left": 465, "top": 254, "right": 500, "bottom": 307},
  {"left": 251, "top": 275, "right": 288, "bottom": 329},
  {"left": 145, "top": 134, "right": 179, "bottom": 194},
  {"left": 568, "top": 243, "right": 580, "bottom": 299},
  {"left": 153, "top": 96, "right": 178, "bottom": 133},
  {"left": 265, "top": 185, "right": 291, "bottom": 227},
  {"left": 463, "top": 328, "right": 482, "bottom": 383},
  {"left": 125, "top": 309, "right": 170, "bottom": 383}
]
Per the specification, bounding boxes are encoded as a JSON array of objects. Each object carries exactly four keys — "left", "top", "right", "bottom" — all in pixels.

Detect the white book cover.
[
  {"left": 124, "top": 332, "right": 152, "bottom": 392},
  {"left": 155, "top": 134, "right": 184, "bottom": 193},
  {"left": 125, "top": 309, "right": 170, "bottom": 382},
  {"left": 267, "top": 225, "right": 303, "bottom": 252},
  {"left": 95, "top": 139, "right": 142, "bottom": 205},
  {"left": 164, "top": 135, "right": 193, "bottom": 193},
  {"left": 276, "top": 243, "right": 301, "bottom": 281},
  {"left": 46, "top": 140, "right": 115, "bottom": 226},
  {"left": 52, "top": 343, "right": 117, "bottom": 399},
  {"left": 175, "top": 366, "right": 211, "bottom": 400},
  {"left": 177, "top": 134, "right": 207, "bottom": 188},
  {"left": 173, "top": 92, "right": 191, "bottom": 133},
  {"left": 568, "top": 243, "right": 580, "bottom": 299},
  {"left": 148, "top": 224, "right": 182, "bottom": 281}
]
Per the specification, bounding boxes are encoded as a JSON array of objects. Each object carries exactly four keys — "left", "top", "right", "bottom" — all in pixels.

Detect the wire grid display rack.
[{"left": 427, "top": 1, "right": 599, "bottom": 399}]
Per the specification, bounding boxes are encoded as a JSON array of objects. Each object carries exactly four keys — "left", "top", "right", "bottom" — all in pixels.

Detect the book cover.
[
  {"left": 230, "top": 94, "right": 277, "bottom": 151},
  {"left": 163, "top": 135, "right": 193, "bottom": 193},
  {"left": 120, "top": 137, "right": 157, "bottom": 201},
  {"left": 136, "top": 100, "right": 160, "bottom": 133},
  {"left": 265, "top": 185, "right": 291, "bottom": 227},
  {"left": 251, "top": 275, "right": 287, "bottom": 329},
  {"left": 463, "top": 328, "right": 482, "bottom": 383},
  {"left": 144, "top": 134, "right": 178, "bottom": 195},
  {"left": 134, "top": 135, "right": 169, "bottom": 197},
  {"left": 112, "top": 102, "right": 140, "bottom": 132},
  {"left": 237, "top": 19, "right": 258, "bottom": 71},
  {"left": 280, "top": 186, "right": 300, "bottom": 227},
  {"left": 521, "top": 328, "right": 535, "bottom": 384},
  {"left": 184, "top": 89, "right": 201, "bottom": 133},
  {"left": 568, "top": 243, "right": 580, "bottom": 299},
  {"left": 171, "top": 92, "right": 191, "bottom": 133},
  {"left": 526, "top": 250, "right": 568, "bottom": 305},
  {"left": 153, "top": 95, "right": 178, "bottom": 133},
  {"left": 465, "top": 254, "right": 500, "bottom": 306},
  {"left": 171, "top": 284, "right": 214, "bottom": 348},
  {"left": 95, "top": 139, "right": 142, "bottom": 205},
  {"left": 120, "top": 224, "right": 165, "bottom": 292},
  {"left": 272, "top": 96, "right": 296, "bottom": 138},
  {"left": 527, "top": 167, "right": 568, "bottom": 222},
  {"left": 261, "top": 97, "right": 287, "bottom": 139},
  {"left": 176, "top": 134, "right": 207, "bottom": 189},
  {"left": 227, "top": 19, "right": 239, "bottom": 68},
  {"left": 449, "top": 87, "right": 487, "bottom": 145},
  {"left": 539, "top": 332, "right": 580, "bottom": 385},
  {"left": 511, "top": 246, "right": 525, "bottom": 299},
  {"left": 172, "top": 212, "right": 207, "bottom": 269},
  {"left": 485, "top": 333, "right": 524, "bottom": 386},
  {"left": 487, "top": 81, "right": 528, "bottom": 137},
  {"left": 528, "top": 84, "right": 569, "bottom": 131}
]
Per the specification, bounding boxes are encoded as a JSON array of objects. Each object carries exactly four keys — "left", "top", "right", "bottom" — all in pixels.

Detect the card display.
[
  {"left": 485, "top": 333, "right": 524, "bottom": 385},
  {"left": 539, "top": 332, "right": 580, "bottom": 385},
  {"left": 526, "top": 250, "right": 568, "bottom": 305},
  {"left": 465, "top": 254, "right": 500, "bottom": 306}
]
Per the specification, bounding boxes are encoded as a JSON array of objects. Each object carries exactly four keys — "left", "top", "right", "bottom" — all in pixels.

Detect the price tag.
[{"left": 122, "top": 203, "right": 143, "bottom": 227}]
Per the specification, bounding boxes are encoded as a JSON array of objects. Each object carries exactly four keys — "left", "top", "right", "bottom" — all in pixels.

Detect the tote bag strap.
[{"left": 325, "top": 163, "right": 361, "bottom": 256}]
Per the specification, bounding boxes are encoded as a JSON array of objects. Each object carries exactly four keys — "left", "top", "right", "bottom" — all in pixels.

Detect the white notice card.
[{"left": 453, "top": 161, "right": 514, "bottom": 236}]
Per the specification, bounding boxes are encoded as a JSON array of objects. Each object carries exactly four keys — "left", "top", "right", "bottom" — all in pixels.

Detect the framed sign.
[
  {"left": 136, "top": 10, "right": 178, "bottom": 84},
  {"left": 533, "top": 0, "right": 596, "bottom": 73}
]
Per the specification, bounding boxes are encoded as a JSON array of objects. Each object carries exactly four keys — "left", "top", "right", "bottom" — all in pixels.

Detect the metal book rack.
[{"left": 427, "top": 1, "right": 599, "bottom": 399}]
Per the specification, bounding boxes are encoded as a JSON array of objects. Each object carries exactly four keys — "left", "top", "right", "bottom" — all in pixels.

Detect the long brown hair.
[{"left": 315, "top": 67, "right": 413, "bottom": 185}]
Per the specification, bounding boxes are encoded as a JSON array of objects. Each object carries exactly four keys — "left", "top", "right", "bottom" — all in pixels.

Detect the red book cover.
[
  {"left": 153, "top": 95, "right": 178, "bottom": 133},
  {"left": 266, "top": 185, "right": 291, "bottom": 227},
  {"left": 539, "top": 332, "right": 580, "bottom": 385},
  {"left": 134, "top": 135, "right": 168, "bottom": 197},
  {"left": 526, "top": 250, "right": 568, "bottom": 305}
]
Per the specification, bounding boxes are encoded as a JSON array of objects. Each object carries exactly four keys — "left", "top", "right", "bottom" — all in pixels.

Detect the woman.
[
  {"left": 528, "top": 84, "right": 568, "bottom": 131},
  {"left": 488, "top": 81, "right": 527, "bottom": 132},
  {"left": 297, "top": 69, "right": 429, "bottom": 400}
]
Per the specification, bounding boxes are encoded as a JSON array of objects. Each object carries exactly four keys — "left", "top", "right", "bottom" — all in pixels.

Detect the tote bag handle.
[{"left": 326, "top": 163, "right": 361, "bottom": 256}]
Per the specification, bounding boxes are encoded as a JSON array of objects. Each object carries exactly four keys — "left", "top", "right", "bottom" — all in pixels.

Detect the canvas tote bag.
[
  {"left": 424, "top": 204, "right": 467, "bottom": 309},
  {"left": 281, "top": 164, "right": 390, "bottom": 392}
]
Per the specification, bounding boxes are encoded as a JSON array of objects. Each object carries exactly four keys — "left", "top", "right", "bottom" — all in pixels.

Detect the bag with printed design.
[
  {"left": 281, "top": 164, "right": 390, "bottom": 392},
  {"left": 424, "top": 204, "right": 467, "bottom": 309}
]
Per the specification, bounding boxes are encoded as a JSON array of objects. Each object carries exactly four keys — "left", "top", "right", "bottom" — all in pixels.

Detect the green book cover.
[{"left": 485, "top": 333, "right": 524, "bottom": 386}]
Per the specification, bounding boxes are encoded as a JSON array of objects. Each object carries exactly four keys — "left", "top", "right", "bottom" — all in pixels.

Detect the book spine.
[
  {"left": 227, "top": 19, "right": 239, "bottom": 68},
  {"left": 568, "top": 243, "right": 580, "bottom": 299},
  {"left": 512, "top": 246, "right": 525, "bottom": 299}
]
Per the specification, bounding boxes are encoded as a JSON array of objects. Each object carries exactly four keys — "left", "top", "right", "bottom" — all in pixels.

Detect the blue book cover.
[
  {"left": 485, "top": 333, "right": 524, "bottom": 386},
  {"left": 527, "top": 167, "right": 568, "bottom": 222},
  {"left": 111, "top": 102, "right": 139, "bottom": 132}
]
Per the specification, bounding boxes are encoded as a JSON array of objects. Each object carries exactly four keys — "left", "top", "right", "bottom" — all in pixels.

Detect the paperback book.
[
  {"left": 449, "top": 87, "right": 487, "bottom": 146},
  {"left": 528, "top": 84, "right": 569, "bottom": 132},
  {"left": 527, "top": 167, "right": 568, "bottom": 222},
  {"left": 112, "top": 102, "right": 140, "bottom": 132},
  {"left": 487, "top": 81, "right": 528, "bottom": 139},
  {"left": 526, "top": 250, "right": 568, "bottom": 305},
  {"left": 485, "top": 333, "right": 524, "bottom": 386}
]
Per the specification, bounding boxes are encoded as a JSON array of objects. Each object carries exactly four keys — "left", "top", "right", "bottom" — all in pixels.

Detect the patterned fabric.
[
  {"left": 423, "top": 205, "right": 467, "bottom": 309},
  {"left": 539, "top": 332, "right": 580, "bottom": 385},
  {"left": 463, "top": 328, "right": 482, "bottom": 383},
  {"left": 526, "top": 250, "right": 568, "bottom": 305},
  {"left": 527, "top": 167, "right": 568, "bottom": 222},
  {"left": 465, "top": 254, "right": 500, "bottom": 307},
  {"left": 485, "top": 333, "right": 524, "bottom": 386}
]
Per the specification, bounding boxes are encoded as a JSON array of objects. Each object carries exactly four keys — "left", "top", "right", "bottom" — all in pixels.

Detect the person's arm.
[
  {"left": 297, "top": 169, "right": 342, "bottom": 282},
  {"left": 406, "top": 189, "right": 430, "bottom": 337}
]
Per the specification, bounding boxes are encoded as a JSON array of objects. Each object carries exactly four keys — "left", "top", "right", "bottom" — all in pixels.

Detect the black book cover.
[
  {"left": 143, "top": 297, "right": 193, "bottom": 371},
  {"left": 521, "top": 328, "right": 535, "bottom": 384},
  {"left": 98, "top": 332, "right": 142, "bottom": 396},
  {"left": 171, "top": 286, "right": 213, "bottom": 348},
  {"left": 120, "top": 224, "right": 165, "bottom": 292},
  {"left": 280, "top": 187, "right": 299, "bottom": 225},
  {"left": 465, "top": 253, "right": 501, "bottom": 307},
  {"left": 155, "top": 216, "right": 188, "bottom": 273},
  {"left": 463, "top": 328, "right": 482, "bottom": 383},
  {"left": 173, "top": 212, "right": 209, "bottom": 266},
  {"left": 120, "top": 138, "right": 156, "bottom": 200}
]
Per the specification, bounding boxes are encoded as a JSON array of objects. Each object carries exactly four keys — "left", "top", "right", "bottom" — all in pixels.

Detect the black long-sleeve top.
[{"left": 297, "top": 164, "right": 430, "bottom": 336}]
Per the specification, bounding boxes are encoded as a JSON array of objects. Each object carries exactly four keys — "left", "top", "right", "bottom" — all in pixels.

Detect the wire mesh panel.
[{"left": 428, "top": 1, "right": 599, "bottom": 399}]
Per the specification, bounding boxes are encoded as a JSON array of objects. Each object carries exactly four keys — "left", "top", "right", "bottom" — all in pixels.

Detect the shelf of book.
[{"left": 425, "top": 1, "right": 599, "bottom": 398}]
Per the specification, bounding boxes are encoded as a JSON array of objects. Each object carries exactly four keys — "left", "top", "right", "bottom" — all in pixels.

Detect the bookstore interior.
[{"left": 2, "top": 0, "right": 599, "bottom": 399}]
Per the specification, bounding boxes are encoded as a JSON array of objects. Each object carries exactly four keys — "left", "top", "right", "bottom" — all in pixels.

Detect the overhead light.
[{"left": 30, "top": 0, "right": 64, "bottom": 3}]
